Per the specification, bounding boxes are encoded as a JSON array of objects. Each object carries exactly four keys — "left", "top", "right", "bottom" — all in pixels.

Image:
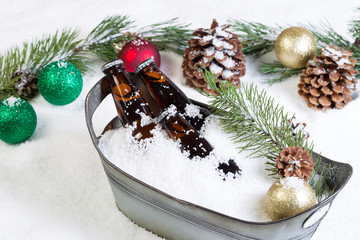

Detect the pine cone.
[
  {"left": 298, "top": 45, "right": 358, "bottom": 111},
  {"left": 11, "top": 70, "right": 38, "bottom": 98},
  {"left": 182, "top": 19, "right": 246, "bottom": 95},
  {"left": 276, "top": 146, "right": 314, "bottom": 180}
]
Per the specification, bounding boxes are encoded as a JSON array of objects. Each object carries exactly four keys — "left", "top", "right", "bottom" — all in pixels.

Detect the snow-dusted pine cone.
[
  {"left": 11, "top": 69, "right": 38, "bottom": 98},
  {"left": 276, "top": 146, "right": 314, "bottom": 180},
  {"left": 298, "top": 45, "right": 358, "bottom": 111},
  {"left": 182, "top": 19, "right": 246, "bottom": 95}
]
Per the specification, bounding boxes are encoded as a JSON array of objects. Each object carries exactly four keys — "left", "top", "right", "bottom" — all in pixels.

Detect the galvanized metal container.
[{"left": 85, "top": 75, "right": 352, "bottom": 240}]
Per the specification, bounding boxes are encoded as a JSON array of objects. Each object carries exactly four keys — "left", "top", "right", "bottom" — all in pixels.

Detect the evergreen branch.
[
  {"left": 85, "top": 15, "right": 134, "bottom": 46},
  {"left": 229, "top": 19, "right": 281, "bottom": 57},
  {"left": 198, "top": 69, "right": 313, "bottom": 174},
  {"left": 0, "top": 48, "right": 22, "bottom": 90},
  {"left": 198, "top": 68, "right": 335, "bottom": 199},
  {"left": 228, "top": 19, "right": 306, "bottom": 84},
  {"left": 230, "top": 16, "right": 360, "bottom": 84},
  {"left": 351, "top": 46, "right": 360, "bottom": 78},
  {"left": 0, "top": 29, "right": 90, "bottom": 101},
  {"left": 260, "top": 62, "right": 303, "bottom": 84},
  {"left": 0, "top": 15, "right": 192, "bottom": 101},
  {"left": 301, "top": 21, "right": 352, "bottom": 50},
  {"left": 349, "top": 8, "right": 360, "bottom": 77},
  {"left": 138, "top": 18, "right": 193, "bottom": 55},
  {"left": 259, "top": 20, "right": 360, "bottom": 83},
  {"left": 303, "top": 19, "right": 360, "bottom": 77},
  {"left": 308, "top": 154, "right": 337, "bottom": 201},
  {"left": 85, "top": 16, "right": 193, "bottom": 61},
  {"left": 308, "top": 155, "right": 328, "bottom": 201},
  {"left": 349, "top": 7, "right": 360, "bottom": 40},
  {"left": 28, "top": 29, "right": 90, "bottom": 74},
  {"left": 83, "top": 15, "right": 135, "bottom": 61}
]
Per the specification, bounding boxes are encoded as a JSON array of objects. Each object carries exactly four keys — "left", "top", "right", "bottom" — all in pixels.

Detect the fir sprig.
[
  {"left": 84, "top": 16, "right": 192, "bottom": 61},
  {"left": 229, "top": 19, "right": 281, "bottom": 57},
  {"left": 230, "top": 7, "right": 360, "bottom": 83},
  {"left": 229, "top": 19, "right": 302, "bottom": 84},
  {"left": 260, "top": 62, "right": 303, "bottom": 84},
  {"left": 139, "top": 18, "right": 192, "bottom": 55},
  {"left": 303, "top": 21, "right": 352, "bottom": 50},
  {"left": 198, "top": 68, "right": 332, "bottom": 199},
  {"left": 82, "top": 15, "right": 135, "bottom": 61},
  {"left": 308, "top": 154, "right": 336, "bottom": 202},
  {"left": 0, "top": 15, "right": 193, "bottom": 101},
  {"left": 0, "top": 29, "right": 90, "bottom": 101},
  {"left": 198, "top": 68, "right": 313, "bottom": 174},
  {"left": 28, "top": 29, "right": 90, "bottom": 74},
  {"left": 350, "top": 7, "right": 360, "bottom": 40}
]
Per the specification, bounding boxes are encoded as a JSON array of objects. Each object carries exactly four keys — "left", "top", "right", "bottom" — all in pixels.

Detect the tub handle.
[{"left": 85, "top": 77, "right": 111, "bottom": 144}]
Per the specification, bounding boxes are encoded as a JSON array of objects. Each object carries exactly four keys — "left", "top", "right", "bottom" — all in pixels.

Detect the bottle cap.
[
  {"left": 101, "top": 59, "right": 124, "bottom": 73},
  {"left": 134, "top": 58, "right": 155, "bottom": 74}
]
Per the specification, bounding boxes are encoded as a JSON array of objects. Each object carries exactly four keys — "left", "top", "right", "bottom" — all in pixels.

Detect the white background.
[{"left": 0, "top": 0, "right": 359, "bottom": 239}]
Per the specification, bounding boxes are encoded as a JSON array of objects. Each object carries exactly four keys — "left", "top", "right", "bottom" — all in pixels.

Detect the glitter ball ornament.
[
  {"left": 0, "top": 97, "right": 37, "bottom": 144},
  {"left": 265, "top": 177, "right": 317, "bottom": 221},
  {"left": 274, "top": 27, "right": 317, "bottom": 69},
  {"left": 38, "top": 61, "right": 83, "bottom": 105},
  {"left": 118, "top": 39, "right": 161, "bottom": 72}
]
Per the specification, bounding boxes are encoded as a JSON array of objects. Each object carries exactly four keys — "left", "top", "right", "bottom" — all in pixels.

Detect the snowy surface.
[
  {"left": 98, "top": 116, "right": 273, "bottom": 222},
  {"left": 1, "top": 0, "right": 360, "bottom": 239}
]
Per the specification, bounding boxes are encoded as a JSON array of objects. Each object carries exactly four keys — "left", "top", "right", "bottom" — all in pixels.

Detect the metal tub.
[{"left": 85, "top": 75, "right": 352, "bottom": 240}]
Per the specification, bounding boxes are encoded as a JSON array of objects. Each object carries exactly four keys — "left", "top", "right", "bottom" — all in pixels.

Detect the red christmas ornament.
[{"left": 118, "top": 39, "right": 161, "bottom": 72}]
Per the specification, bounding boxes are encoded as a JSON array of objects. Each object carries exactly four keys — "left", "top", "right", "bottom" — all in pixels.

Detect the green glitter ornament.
[
  {"left": 38, "top": 61, "right": 83, "bottom": 105},
  {"left": 0, "top": 97, "right": 37, "bottom": 144}
]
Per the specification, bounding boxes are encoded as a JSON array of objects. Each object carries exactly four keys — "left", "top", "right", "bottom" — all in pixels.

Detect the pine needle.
[
  {"left": 0, "top": 15, "right": 193, "bottom": 101},
  {"left": 198, "top": 69, "right": 313, "bottom": 170},
  {"left": 198, "top": 68, "right": 332, "bottom": 199},
  {"left": 139, "top": 18, "right": 193, "bottom": 55},
  {"left": 308, "top": 153, "right": 337, "bottom": 201},
  {"left": 260, "top": 62, "right": 303, "bottom": 84},
  {"left": 83, "top": 15, "right": 135, "bottom": 61},
  {"left": 228, "top": 19, "right": 281, "bottom": 57},
  {"left": 301, "top": 21, "right": 352, "bottom": 49},
  {"left": 84, "top": 16, "right": 193, "bottom": 61},
  {"left": 230, "top": 7, "right": 360, "bottom": 83},
  {"left": 349, "top": 7, "right": 360, "bottom": 40},
  {"left": 0, "top": 29, "right": 90, "bottom": 101}
]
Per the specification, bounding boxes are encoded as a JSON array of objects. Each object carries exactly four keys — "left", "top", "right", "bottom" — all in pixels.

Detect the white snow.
[
  {"left": 2, "top": 96, "right": 22, "bottom": 107},
  {"left": 279, "top": 176, "right": 306, "bottom": 190},
  {"left": 184, "top": 103, "right": 202, "bottom": 118},
  {"left": 209, "top": 62, "right": 223, "bottom": 74},
  {"left": 99, "top": 116, "right": 273, "bottom": 222},
  {"left": 223, "top": 69, "right": 234, "bottom": 78},
  {"left": 0, "top": 1, "right": 359, "bottom": 240}
]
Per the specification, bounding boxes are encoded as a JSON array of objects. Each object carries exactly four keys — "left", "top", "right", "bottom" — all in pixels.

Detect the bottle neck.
[
  {"left": 139, "top": 63, "right": 193, "bottom": 114},
  {"left": 138, "top": 63, "right": 168, "bottom": 112}
]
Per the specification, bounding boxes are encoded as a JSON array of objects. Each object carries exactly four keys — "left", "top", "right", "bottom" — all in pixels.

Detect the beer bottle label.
[{"left": 113, "top": 83, "right": 139, "bottom": 102}]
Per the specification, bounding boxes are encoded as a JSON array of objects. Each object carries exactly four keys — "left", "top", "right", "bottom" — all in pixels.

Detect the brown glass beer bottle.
[
  {"left": 134, "top": 58, "right": 211, "bottom": 131},
  {"left": 131, "top": 60, "right": 213, "bottom": 158},
  {"left": 101, "top": 59, "right": 156, "bottom": 140}
]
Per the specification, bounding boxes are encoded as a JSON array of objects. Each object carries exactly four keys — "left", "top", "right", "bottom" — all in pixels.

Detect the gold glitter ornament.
[
  {"left": 265, "top": 177, "right": 316, "bottom": 221},
  {"left": 274, "top": 27, "right": 317, "bottom": 69}
]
